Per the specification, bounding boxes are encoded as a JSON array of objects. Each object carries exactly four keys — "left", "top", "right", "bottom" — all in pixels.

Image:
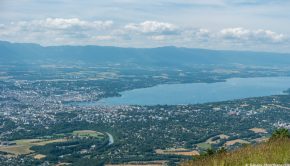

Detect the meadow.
[{"left": 182, "top": 138, "right": 290, "bottom": 166}]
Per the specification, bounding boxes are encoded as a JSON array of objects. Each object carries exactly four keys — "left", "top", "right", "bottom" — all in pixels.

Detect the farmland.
[
  {"left": 0, "top": 138, "right": 67, "bottom": 155},
  {"left": 72, "top": 130, "right": 104, "bottom": 138},
  {"left": 155, "top": 148, "right": 199, "bottom": 156}
]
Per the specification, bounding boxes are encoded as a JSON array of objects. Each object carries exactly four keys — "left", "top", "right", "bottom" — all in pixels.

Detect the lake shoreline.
[{"left": 68, "top": 76, "right": 290, "bottom": 106}]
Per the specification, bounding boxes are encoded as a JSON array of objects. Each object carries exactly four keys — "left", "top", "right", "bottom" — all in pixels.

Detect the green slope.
[{"left": 182, "top": 130, "right": 290, "bottom": 166}]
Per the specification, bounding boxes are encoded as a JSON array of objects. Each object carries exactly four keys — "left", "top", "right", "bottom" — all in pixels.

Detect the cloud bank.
[
  {"left": 0, "top": 18, "right": 289, "bottom": 52},
  {"left": 124, "top": 21, "right": 177, "bottom": 35},
  {"left": 220, "top": 28, "right": 287, "bottom": 43},
  {"left": 0, "top": 0, "right": 289, "bottom": 52}
]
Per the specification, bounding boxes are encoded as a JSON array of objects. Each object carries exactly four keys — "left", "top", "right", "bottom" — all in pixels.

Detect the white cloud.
[
  {"left": 124, "top": 21, "right": 177, "bottom": 35},
  {"left": 221, "top": 27, "right": 250, "bottom": 39},
  {"left": 195, "top": 28, "right": 212, "bottom": 39},
  {"left": 220, "top": 27, "right": 287, "bottom": 43},
  {"left": 253, "top": 29, "right": 286, "bottom": 43},
  {"left": 44, "top": 18, "right": 113, "bottom": 30},
  {"left": 16, "top": 18, "right": 113, "bottom": 31},
  {"left": 0, "top": 18, "right": 289, "bottom": 52},
  {"left": 0, "top": 18, "right": 115, "bottom": 45}
]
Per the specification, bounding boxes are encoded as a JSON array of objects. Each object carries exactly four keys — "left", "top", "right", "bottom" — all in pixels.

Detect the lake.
[{"left": 94, "top": 77, "right": 290, "bottom": 105}]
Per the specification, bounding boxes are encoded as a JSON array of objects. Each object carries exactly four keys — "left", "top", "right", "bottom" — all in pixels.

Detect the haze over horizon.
[{"left": 0, "top": 0, "right": 290, "bottom": 52}]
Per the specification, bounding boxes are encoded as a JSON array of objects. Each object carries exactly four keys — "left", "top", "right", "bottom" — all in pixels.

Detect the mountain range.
[{"left": 1, "top": 41, "right": 290, "bottom": 67}]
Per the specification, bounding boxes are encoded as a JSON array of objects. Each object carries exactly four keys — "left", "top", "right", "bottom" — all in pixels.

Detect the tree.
[
  {"left": 205, "top": 148, "right": 215, "bottom": 156},
  {"left": 217, "top": 147, "right": 227, "bottom": 154},
  {"left": 270, "top": 128, "right": 290, "bottom": 140}
]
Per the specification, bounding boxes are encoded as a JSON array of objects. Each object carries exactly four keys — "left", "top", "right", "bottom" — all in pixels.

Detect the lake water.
[{"left": 95, "top": 77, "right": 290, "bottom": 105}]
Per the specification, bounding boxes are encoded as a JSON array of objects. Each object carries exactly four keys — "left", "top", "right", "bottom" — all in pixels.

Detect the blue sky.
[{"left": 0, "top": 0, "right": 289, "bottom": 52}]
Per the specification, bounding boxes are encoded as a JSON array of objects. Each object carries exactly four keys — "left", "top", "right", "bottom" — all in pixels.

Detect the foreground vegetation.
[{"left": 182, "top": 129, "right": 290, "bottom": 166}]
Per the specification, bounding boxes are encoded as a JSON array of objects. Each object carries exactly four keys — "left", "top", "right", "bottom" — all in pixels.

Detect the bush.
[{"left": 270, "top": 128, "right": 290, "bottom": 140}]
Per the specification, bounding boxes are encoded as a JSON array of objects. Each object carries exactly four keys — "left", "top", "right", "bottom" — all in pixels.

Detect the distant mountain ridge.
[{"left": 1, "top": 40, "right": 290, "bottom": 66}]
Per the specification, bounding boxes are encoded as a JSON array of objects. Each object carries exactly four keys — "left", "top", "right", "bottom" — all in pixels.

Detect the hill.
[
  {"left": 1, "top": 41, "right": 290, "bottom": 66},
  {"left": 181, "top": 138, "right": 290, "bottom": 166}
]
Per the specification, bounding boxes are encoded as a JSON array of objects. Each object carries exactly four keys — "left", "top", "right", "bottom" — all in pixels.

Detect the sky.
[{"left": 0, "top": 0, "right": 290, "bottom": 52}]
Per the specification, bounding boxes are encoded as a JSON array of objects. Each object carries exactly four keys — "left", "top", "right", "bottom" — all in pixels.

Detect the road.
[{"left": 106, "top": 132, "right": 114, "bottom": 145}]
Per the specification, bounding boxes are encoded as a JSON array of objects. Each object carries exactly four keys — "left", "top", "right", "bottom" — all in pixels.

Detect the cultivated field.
[
  {"left": 155, "top": 148, "right": 199, "bottom": 156},
  {"left": 249, "top": 128, "right": 268, "bottom": 133},
  {"left": 224, "top": 139, "right": 250, "bottom": 146},
  {"left": 196, "top": 142, "right": 212, "bottom": 149},
  {"left": 72, "top": 130, "right": 104, "bottom": 138},
  {"left": 205, "top": 134, "right": 229, "bottom": 144},
  {"left": 106, "top": 160, "right": 167, "bottom": 166},
  {"left": 0, "top": 138, "right": 67, "bottom": 155},
  {"left": 34, "top": 154, "right": 46, "bottom": 159}
]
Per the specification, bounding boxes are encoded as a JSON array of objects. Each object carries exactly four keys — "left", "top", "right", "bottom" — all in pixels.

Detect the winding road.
[{"left": 106, "top": 132, "right": 114, "bottom": 145}]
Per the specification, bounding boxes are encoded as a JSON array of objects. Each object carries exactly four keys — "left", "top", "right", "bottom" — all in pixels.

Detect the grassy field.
[
  {"left": 249, "top": 128, "right": 268, "bottom": 133},
  {"left": 0, "top": 138, "right": 67, "bottom": 155},
  {"left": 0, "top": 145, "right": 32, "bottom": 155},
  {"left": 205, "top": 134, "right": 229, "bottom": 144},
  {"left": 0, "top": 130, "right": 102, "bottom": 156},
  {"left": 72, "top": 130, "right": 104, "bottom": 138},
  {"left": 224, "top": 139, "right": 250, "bottom": 146},
  {"left": 182, "top": 138, "right": 290, "bottom": 166},
  {"left": 155, "top": 148, "right": 199, "bottom": 156},
  {"left": 34, "top": 154, "right": 46, "bottom": 159},
  {"left": 197, "top": 142, "right": 212, "bottom": 150},
  {"left": 106, "top": 160, "right": 167, "bottom": 166}
]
